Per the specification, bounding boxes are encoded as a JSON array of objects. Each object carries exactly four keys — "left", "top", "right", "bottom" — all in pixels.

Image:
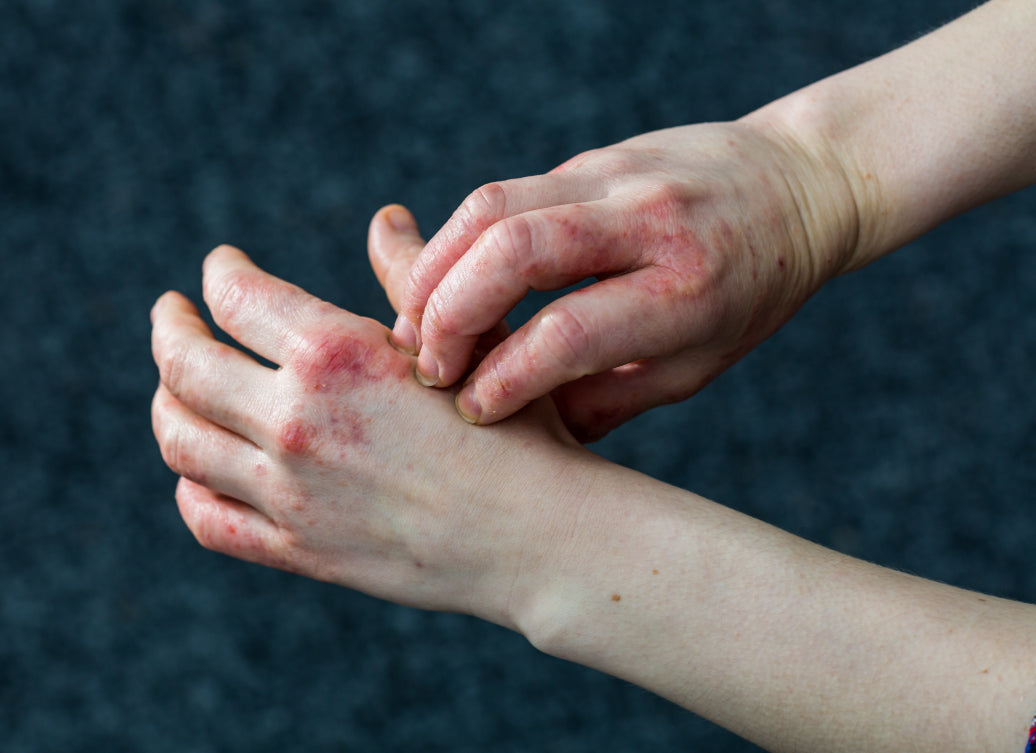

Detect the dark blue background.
[{"left": 2, "top": 1, "right": 1033, "bottom": 750}]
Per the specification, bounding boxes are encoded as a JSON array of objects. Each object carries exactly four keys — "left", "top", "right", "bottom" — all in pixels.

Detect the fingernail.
[
  {"left": 456, "top": 383, "right": 482, "bottom": 424},
  {"left": 415, "top": 349, "right": 439, "bottom": 387},
  {"left": 392, "top": 314, "right": 418, "bottom": 354},
  {"left": 386, "top": 206, "right": 416, "bottom": 233}
]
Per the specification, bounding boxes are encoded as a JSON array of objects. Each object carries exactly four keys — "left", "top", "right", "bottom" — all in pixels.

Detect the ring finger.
[{"left": 152, "top": 384, "right": 275, "bottom": 512}]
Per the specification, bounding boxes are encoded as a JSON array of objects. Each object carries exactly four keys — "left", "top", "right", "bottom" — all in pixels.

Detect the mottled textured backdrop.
[{"left": 2, "top": 1, "right": 1033, "bottom": 750}]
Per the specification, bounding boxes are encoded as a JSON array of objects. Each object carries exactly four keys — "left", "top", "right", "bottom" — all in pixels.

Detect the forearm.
[
  {"left": 514, "top": 456, "right": 1036, "bottom": 752},
  {"left": 745, "top": 0, "right": 1036, "bottom": 272}
]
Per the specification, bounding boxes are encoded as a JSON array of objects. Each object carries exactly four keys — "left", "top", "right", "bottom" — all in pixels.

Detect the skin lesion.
[
  {"left": 289, "top": 325, "right": 412, "bottom": 394},
  {"left": 276, "top": 417, "right": 319, "bottom": 457}
]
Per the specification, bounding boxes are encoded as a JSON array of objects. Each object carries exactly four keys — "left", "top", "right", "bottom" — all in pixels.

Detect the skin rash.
[{"left": 273, "top": 326, "right": 416, "bottom": 460}]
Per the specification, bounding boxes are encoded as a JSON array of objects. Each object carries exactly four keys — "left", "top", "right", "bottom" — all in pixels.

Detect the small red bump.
[{"left": 278, "top": 419, "right": 317, "bottom": 455}]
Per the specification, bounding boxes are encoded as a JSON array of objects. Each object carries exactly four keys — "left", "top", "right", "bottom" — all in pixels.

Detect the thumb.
[{"left": 367, "top": 204, "right": 426, "bottom": 314}]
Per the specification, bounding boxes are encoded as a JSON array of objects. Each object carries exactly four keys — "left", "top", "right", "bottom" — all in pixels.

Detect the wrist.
[
  {"left": 739, "top": 90, "right": 878, "bottom": 278},
  {"left": 745, "top": 0, "right": 1036, "bottom": 274}
]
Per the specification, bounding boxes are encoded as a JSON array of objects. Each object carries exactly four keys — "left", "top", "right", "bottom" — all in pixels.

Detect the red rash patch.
[
  {"left": 328, "top": 408, "right": 370, "bottom": 447},
  {"left": 294, "top": 330, "right": 410, "bottom": 392}
]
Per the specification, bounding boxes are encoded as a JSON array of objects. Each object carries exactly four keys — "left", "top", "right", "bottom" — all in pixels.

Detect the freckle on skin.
[
  {"left": 611, "top": 594, "right": 622, "bottom": 602},
  {"left": 652, "top": 569, "right": 659, "bottom": 575}
]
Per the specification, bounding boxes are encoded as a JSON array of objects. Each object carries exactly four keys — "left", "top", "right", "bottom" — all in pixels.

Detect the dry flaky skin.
[
  {"left": 393, "top": 120, "right": 860, "bottom": 441},
  {"left": 153, "top": 219, "right": 1036, "bottom": 753},
  {"left": 151, "top": 243, "right": 584, "bottom": 624},
  {"left": 392, "top": 0, "right": 1036, "bottom": 444},
  {"left": 151, "top": 1, "right": 1036, "bottom": 750}
]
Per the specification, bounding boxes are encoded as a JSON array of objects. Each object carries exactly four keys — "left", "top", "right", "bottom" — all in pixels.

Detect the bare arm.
[
  {"left": 151, "top": 211, "right": 1036, "bottom": 752},
  {"left": 392, "top": 0, "right": 1035, "bottom": 439},
  {"left": 747, "top": 0, "right": 1036, "bottom": 271},
  {"left": 523, "top": 461, "right": 1036, "bottom": 752}
]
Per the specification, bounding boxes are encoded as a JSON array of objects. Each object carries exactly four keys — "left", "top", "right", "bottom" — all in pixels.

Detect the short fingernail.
[
  {"left": 386, "top": 206, "right": 417, "bottom": 233},
  {"left": 456, "top": 383, "right": 482, "bottom": 424},
  {"left": 415, "top": 349, "right": 439, "bottom": 387},
  {"left": 392, "top": 314, "right": 418, "bottom": 354}
]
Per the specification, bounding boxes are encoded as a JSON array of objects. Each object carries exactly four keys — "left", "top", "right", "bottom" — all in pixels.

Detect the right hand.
[{"left": 392, "top": 119, "right": 861, "bottom": 441}]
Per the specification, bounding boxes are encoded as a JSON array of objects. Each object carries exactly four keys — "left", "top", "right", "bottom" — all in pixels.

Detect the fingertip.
[
  {"left": 151, "top": 290, "right": 176, "bottom": 323},
  {"left": 205, "top": 243, "right": 238, "bottom": 264},
  {"left": 456, "top": 383, "right": 483, "bottom": 424},
  {"left": 202, "top": 244, "right": 252, "bottom": 280},
  {"left": 151, "top": 290, "right": 198, "bottom": 325},
  {"left": 384, "top": 204, "right": 419, "bottom": 234},
  {"left": 391, "top": 313, "right": 419, "bottom": 354}
]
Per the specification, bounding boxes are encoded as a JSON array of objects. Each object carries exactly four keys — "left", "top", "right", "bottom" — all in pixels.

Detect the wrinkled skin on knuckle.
[
  {"left": 157, "top": 339, "right": 188, "bottom": 396},
  {"left": 550, "top": 147, "right": 603, "bottom": 174},
  {"left": 479, "top": 357, "right": 523, "bottom": 407},
  {"left": 583, "top": 145, "right": 646, "bottom": 183},
  {"left": 479, "top": 214, "right": 535, "bottom": 282},
  {"left": 204, "top": 268, "right": 252, "bottom": 329},
  {"left": 155, "top": 406, "right": 189, "bottom": 477},
  {"left": 536, "top": 306, "right": 593, "bottom": 376},
  {"left": 421, "top": 292, "right": 462, "bottom": 345},
  {"left": 462, "top": 181, "right": 509, "bottom": 225},
  {"left": 174, "top": 486, "right": 224, "bottom": 553}
]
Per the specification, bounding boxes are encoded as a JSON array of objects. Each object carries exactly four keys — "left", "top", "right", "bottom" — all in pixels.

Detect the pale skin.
[
  {"left": 393, "top": 0, "right": 1036, "bottom": 442},
  {"left": 152, "top": 1, "right": 1036, "bottom": 751}
]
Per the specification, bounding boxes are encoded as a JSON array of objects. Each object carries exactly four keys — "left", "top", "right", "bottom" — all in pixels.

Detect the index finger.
[
  {"left": 394, "top": 171, "right": 602, "bottom": 352},
  {"left": 202, "top": 245, "right": 348, "bottom": 365}
]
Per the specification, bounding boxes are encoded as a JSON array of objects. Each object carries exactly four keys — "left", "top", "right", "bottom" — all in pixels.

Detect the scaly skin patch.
[{"left": 292, "top": 328, "right": 411, "bottom": 393}]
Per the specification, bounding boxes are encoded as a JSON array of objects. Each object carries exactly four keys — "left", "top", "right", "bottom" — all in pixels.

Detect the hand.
[
  {"left": 392, "top": 120, "right": 860, "bottom": 441},
  {"left": 150, "top": 242, "right": 584, "bottom": 629}
]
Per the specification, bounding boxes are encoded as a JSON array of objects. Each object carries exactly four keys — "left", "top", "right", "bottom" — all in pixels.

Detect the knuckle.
[
  {"left": 496, "top": 214, "right": 535, "bottom": 263},
  {"left": 536, "top": 306, "right": 593, "bottom": 375},
  {"left": 158, "top": 417, "right": 193, "bottom": 478},
  {"left": 476, "top": 214, "right": 535, "bottom": 277},
  {"left": 645, "top": 180, "right": 692, "bottom": 211},
  {"left": 422, "top": 292, "right": 460, "bottom": 341},
  {"left": 480, "top": 359, "right": 522, "bottom": 407},
  {"left": 185, "top": 512, "right": 221, "bottom": 552},
  {"left": 205, "top": 269, "right": 251, "bottom": 327},
  {"left": 462, "top": 181, "right": 509, "bottom": 224},
  {"left": 158, "top": 338, "right": 192, "bottom": 395},
  {"left": 594, "top": 146, "right": 645, "bottom": 180},
  {"left": 633, "top": 181, "right": 694, "bottom": 233}
]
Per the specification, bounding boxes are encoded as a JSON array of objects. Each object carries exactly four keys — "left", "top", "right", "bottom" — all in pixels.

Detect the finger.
[
  {"left": 394, "top": 171, "right": 604, "bottom": 353},
  {"left": 455, "top": 266, "right": 725, "bottom": 425},
  {"left": 202, "top": 244, "right": 346, "bottom": 365},
  {"left": 151, "top": 290, "right": 275, "bottom": 441},
  {"left": 174, "top": 477, "right": 290, "bottom": 571},
  {"left": 417, "top": 198, "right": 641, "bottom": 388},
  {"left": 551, "top": 351, "right": 727, "bottom": 443},
  {"left": 367, "top": 204, "right": 426, "bottom": 318},
  {"left": 152, "top": 384, "right": 271, "bottom": 506}
]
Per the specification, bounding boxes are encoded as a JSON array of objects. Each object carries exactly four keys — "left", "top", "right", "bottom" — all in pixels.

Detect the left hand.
[{"left": 150, "top": 237, "right": 584, "bottom": 629}]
